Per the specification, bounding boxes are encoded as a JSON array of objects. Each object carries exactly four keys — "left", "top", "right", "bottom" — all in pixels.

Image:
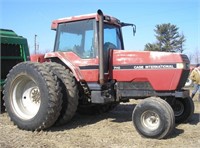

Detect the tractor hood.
[
  {"left": 111, "top": 50, "right": 190, "bottom": 91},
  {"left": 112, "top": 50, "right": 189, "bottom": 69}
]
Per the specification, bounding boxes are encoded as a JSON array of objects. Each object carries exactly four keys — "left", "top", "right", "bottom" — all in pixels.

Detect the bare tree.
[
  {"left": 194, "top": 49, "right": 200, "bottom": 64},
  {"left": 188, "top": 53, "right": 193, "bottom": 63}
]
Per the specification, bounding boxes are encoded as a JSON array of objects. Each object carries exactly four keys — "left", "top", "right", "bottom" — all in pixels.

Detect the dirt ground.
[{"left": 0, "top": 96, "right": 200, "bottom": 148}]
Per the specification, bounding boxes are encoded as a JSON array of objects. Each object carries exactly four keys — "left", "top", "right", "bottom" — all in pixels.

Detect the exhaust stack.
[{"left": 97, "top": 9, "right": 104, "bottom": 85}]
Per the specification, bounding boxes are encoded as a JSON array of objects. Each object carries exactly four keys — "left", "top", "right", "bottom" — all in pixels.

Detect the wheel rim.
[
  {"left": 141, "top": 110, "right": 160, "bottom": 131},
  {"left": 10, "top": 75, "right": 41, "bottom": 120},
  {"left": 173, "top": 100, "right": 184, "bottom": 117}
]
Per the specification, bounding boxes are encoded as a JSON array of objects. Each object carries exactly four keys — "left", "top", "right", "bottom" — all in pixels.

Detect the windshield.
[
  {"left": 55, "top": 19, "right": 97, "bottom": 59},
  {"left": 54, "top": 19, "right": 123, "bottom": 59}
]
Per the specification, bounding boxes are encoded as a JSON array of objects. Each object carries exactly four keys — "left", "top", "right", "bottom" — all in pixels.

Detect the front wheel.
[
  {"left": 170, "top": 97, "right": 194, "bottom": 123},
  {"left": 132, "top": 97, "right": 175, "bottom": 139}
]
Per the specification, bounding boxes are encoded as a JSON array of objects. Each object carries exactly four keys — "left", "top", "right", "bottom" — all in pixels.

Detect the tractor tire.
[
  {"left": 171, "top": 97, "right": 194, "bottom": 123},
  {"left": 44, "top": 62, "right": 79, "bottom": 126},
  {"left": 1, "top": 90, "right": 5, "bottom": 113},
  {"left": 132, "top": 97, "right": 175, "bottom": 139},
  {"left": 3, "top": 62, "right": 62, "bottom": 131},
  {"left": 154, "top": 97, "right": 175, "bottom": 137}
]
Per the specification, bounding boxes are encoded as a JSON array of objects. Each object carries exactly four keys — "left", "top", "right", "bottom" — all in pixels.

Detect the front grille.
[
  {"left": 181, "top": 54, "right": 190, "bottom": 63},
  {"left": 177, "top": 70, "right": 190, "bottom": 90},
  {"left": 176, "top": 54, "right": 190, "bottom": 90}
]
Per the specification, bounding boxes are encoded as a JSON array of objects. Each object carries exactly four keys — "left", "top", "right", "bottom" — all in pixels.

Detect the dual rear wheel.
[{"left": 3, "top": 62, "right": 78, "bottom": 131}]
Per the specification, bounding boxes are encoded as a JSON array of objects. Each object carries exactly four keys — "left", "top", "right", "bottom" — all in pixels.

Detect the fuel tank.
[{"left": 111, "top": 50, "right": 190, "bottom": 91}]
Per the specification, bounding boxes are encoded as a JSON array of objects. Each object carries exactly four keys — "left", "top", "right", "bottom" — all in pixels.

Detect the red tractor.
[{"left": 3, "top": 10, "right": 194, "bottom": 139}]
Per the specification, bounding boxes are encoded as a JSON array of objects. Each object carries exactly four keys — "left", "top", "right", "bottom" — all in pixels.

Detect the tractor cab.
[{"left": 48, "top": 10, "right": 136, "bottom": 83}]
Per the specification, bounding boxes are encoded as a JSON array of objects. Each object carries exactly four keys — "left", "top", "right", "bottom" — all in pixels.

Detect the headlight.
[{"left": 176, "top": 63, "right": 190, "bottom": 69}]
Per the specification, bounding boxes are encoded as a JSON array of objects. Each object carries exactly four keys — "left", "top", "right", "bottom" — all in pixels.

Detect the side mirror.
[
  {"left": 121, "top": 22, "right": 136, "bottom": 36},
  {"left": 133, "top": 24, "right": 136, "bottom": 36}
]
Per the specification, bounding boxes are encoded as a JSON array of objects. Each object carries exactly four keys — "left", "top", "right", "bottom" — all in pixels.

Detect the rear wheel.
[
  {"left": 3, "top": 62, "right": 62, "bottom": 130},
  {"left": 132, "top": 97, "right": 175, "bottom": 139},
  {"left": 1, "top": 90, "right": 5, "bottom": 113},
  {"left": 44, "top": 62, "right": 79, "bottom": 125}
]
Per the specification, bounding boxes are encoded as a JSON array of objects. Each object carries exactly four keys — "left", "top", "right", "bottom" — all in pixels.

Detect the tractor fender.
[
  {"left": 44, "top": 52, "right": 83, "bottom": 81},
  {"left": 30, "top": 54, "right": 47, "bottom": 63}
]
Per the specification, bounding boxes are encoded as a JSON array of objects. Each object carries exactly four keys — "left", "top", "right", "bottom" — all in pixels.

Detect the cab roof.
[{"left": 51, "top": 13, "right": 121, "bottom": 30}]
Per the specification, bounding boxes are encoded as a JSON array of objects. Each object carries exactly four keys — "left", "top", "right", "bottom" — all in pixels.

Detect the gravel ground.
[{"left": 0, "top": 97, "right": 200, "bottom": 148}]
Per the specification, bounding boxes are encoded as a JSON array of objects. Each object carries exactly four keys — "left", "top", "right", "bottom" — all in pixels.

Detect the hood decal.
[{"left": 113, "top": 64, "right": 176, "bottom": 70}]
